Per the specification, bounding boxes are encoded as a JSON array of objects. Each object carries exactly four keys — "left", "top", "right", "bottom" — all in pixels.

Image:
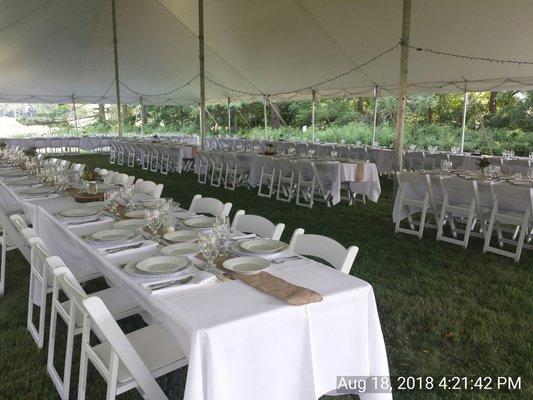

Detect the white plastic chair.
[
  {"left": 26, "top": 236, "right": 52, "bottom": 348},
  {"left": 257, "top": 155, "right": 276, "bottom": 198},
  {"left": 78, "top": 296, "right": 188, "bottom": 400},
  {"left": 134, "top": 179, "right": 164, "bottom": 199},
  {"left": 288, "top": 228, "right": 359, "bottom": 275},
  {"left": 189, "top": 194, "right": 232, "bottom": 217},
  {"left": 47, "top": 257, "right": 142, "bottom": 400},
  {"left": 394, "top": 172, "right": 439, "bottom": 238},
  {"left": 231, "top": 210, "right": 285, "bottom": 240},
  {"left": 483, "top": 184, "right": 532, "bottom": 262},
  {"left": 436, "top": 176, "right": 484, "bottom": 248}
]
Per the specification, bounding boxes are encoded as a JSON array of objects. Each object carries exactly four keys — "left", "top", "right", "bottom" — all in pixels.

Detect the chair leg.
[{"left": 0, "top": 238, "right": 6, "bottom": 298}]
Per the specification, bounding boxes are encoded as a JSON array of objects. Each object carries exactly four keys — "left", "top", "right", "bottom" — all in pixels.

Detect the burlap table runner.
[
  {"left": 201, "top": 254, "right": 323, "bottom": 306},
  {"left": 355, "top": 162, "right": 366, "bottom": 182}
]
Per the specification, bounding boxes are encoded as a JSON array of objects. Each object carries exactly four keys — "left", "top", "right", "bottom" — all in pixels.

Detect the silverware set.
[
  {"left": 105, "top": 242, "right": 144, "bottom": 254},
  {"left": 147, "top": 275, "right": 194, "bottom": 291}
]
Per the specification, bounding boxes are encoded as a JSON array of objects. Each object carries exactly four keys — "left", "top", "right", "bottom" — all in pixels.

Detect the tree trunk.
[
  {"left": 121, "top": 104, "right": 129, "bottom": 119},
  {"left": 488, "top": 91, "right": 497, "bottom": 114},
  {"left": 141, "top": 105, "right": 148, "bottom": 125},
  {"left": 357, "top": 97, "right": 364, "bottom": 114},
  {"left": 98, "top": 103, "right": 106, "bottom": 122}
]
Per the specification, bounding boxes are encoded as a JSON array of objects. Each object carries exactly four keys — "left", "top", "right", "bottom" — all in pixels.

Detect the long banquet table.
[{"left": 0, "top": 173, "right": 392, "bottom": 400}]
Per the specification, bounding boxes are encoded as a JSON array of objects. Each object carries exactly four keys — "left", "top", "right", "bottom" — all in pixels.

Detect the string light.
[
  {"left": 119, "top": 74, "right": 199, "bottom": 97},
  {"left": 405, "top": 42, "right": 533, "bottom": 65}
]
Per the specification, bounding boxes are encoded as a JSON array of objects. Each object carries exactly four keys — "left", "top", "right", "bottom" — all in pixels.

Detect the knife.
[
  {"left": 148, "top": 275, "right": 194, "bottom": 290},
  {"left": 105, "top": 242, "right": 144, "bottom": 254}
]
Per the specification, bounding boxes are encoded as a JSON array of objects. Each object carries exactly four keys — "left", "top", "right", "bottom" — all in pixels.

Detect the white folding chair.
[
  {"left": 196, "top": 150, "right": 210, "bottom": 184},
  {"left": 231, "top": 210, "right": 285, "bottom": 240},
  {"left": 288, "top": 229, "right": 359, "bottom": 275},
  {"left": 26, "top": 236, "right": 52, "bottom": 348},
  {"left": 483, "top": 184, "right": 532, "bottom": 262},
  {"left": 274, "top": 157, "right": 295, "bottom": 202},
  {"left": 394, "top": 172, "right": 439, "bottom": 238},
  {"left": 47, "top": 257, "right": 142, "bottom": 400},
  {"left": 436, "top": 176, "right": 484, "bottom": 248},
  {"left": 189, "top": 194, "right": 232, "bottom": 217},
  {"left": 149, "top": 146, "right": 160, "bottom": 172},
  {"left": 209, "top": 152, "right": 224, "bottom": 187},
  {"left": 134, "top": 179, "right": 164, "bottom": 199},
  {"left": 295, "top": 161, "right": 315, "bottom": 208},
  {"left": 257, "top": 155, "right": 276, "bottom": 198},
  {"left": 78, "top": 296, "right": 188, "bottom": 400}
]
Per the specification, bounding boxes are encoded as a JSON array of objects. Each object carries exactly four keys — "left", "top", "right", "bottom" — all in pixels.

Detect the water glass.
[
  {"left": 513, "top": 172, "right": 523, "bottom": 181},
  {"left": 527, "top": 168, "right": 533, "bottom": 182},
  {"left": 213, "top": 216, "right": 231, "bottom": 247},
  {"left": 198, "top": 231, "right": 220, "bottom": 273},
  {"left": 145, "top": 208, "right": 163, "bottom": 236}
]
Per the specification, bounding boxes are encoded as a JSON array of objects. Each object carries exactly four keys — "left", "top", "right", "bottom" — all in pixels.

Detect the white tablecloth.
[{"left": 1, "top": 171, "right": 392, "bottom": 400}]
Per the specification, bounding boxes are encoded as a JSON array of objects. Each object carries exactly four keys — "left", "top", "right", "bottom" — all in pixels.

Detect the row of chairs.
[
  {"left": 197, "top": 152, "right": 363, "bottom": 209},
  {"left": 395, "top": 172, "right": 533, "bottom": 262},
  {"left": 2, "top": 186, "right": 360, "bottom": 399},
  {"left": 109, "top": 140, "right": 195, "bottom": 175}
]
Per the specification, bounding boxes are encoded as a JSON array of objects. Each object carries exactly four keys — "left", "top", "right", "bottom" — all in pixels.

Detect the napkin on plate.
[
  {"left": 102, "top": 240, "right": 159, "bottom": 265},
  {"left": 141, "top": 271, "right": 216, "bottom": 295}
]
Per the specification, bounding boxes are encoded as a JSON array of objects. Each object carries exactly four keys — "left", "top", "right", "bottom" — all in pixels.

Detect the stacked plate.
[
  {"left": 181, "top": 216, "right": 215, "bottom": 229},
  {"left": 223, "top": 257, "right": 271, "bottom": 274},
  {"left": 58, "top": 208, "right": 100, "bottom": 218},
  {"left": 7, "top": 179, "right": 39, "bottom": 187},
  {"left": 85, "top": 229, "right": 141, "bottom": 244},
  {"left": 124, "top": 210, "right": 146, "bottom": 219},
  {"left": 163, "top": 230, "right": 198, "bottom": 243},
  {"left": 18, "top": 187, "right": 54, "bottom": 196},
  {"left": 124, "top": 255, "right": 191, "bottom": 276},
  {"left": 161, "top": 242, "right": 199, "bottom": 257},
  {"left": 231, "top": 238, "right": 288, "bottom": 256},
  {"left": 114, "top": 219, "right": 147, "bottom": 229},
  {"left": 0, "top": 170, "right": 26, "bottom": 178}
]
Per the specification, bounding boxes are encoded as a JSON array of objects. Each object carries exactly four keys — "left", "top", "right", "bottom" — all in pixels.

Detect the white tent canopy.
[{"left": 1, "top": 0, "right": 533, "bottom": 105}]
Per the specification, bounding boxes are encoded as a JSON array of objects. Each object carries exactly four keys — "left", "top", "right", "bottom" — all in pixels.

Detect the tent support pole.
[
  {"left": 198, "top": 0, "right": 206, "bottom": 149},
  {"left": 263, "top": 96, "right": 268, "bottom": 139},
  {"left": 111, "top": 0, "right": 122, "bottom": 138},
  {"left": 140, "top": 96, "right": 144, "bottom": 135},
  {"left": 311, "top": 91, "right": 316, "bottom": 142},
  {"left": 460, "top": 90, "right": 468, "bottom": 153},
  {"left": 394, "top": 0, "right": 411, "bottom": 174},
  {"left": 72, "top": 95, "right": 79, "bottom": 135},
  {"left": 227, "top": 97, "right": 231, "bottom": 136},
  {"left": 372, "top": 86, "right": 379, "bottom": 145}
]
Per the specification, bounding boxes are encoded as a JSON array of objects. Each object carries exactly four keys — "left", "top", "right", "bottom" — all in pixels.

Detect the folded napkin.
[
  {"left": 208, "top": 255, "right": 323, "bottom": 306},
  {"left": 102, "top": 240, "right": 159, "bottom": 265},
  {"left": 141, "top": 271, "right": 216, "bottom": 295}
]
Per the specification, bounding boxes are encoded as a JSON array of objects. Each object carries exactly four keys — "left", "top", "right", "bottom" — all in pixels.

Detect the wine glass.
[
  {"left": 145, "top": 208, "right": 162, "bottom": 236},
  {"left": 213, "top": 216, "right": 231, "bottom": 247},
  {"left": 198, "top": 230, "right": 220, "bottom": 273}
]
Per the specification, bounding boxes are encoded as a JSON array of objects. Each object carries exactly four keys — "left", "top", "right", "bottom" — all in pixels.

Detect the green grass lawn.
[{"left": 0, "top": 154, "right": 531, "bottom": 400}]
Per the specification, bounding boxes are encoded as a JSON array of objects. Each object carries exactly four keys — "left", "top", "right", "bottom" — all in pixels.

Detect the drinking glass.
[
  {"left": 529, "top": 152, "right": 533, "bottom": 160},
  {"left": 527, "top": 168, "right": 533, "bottom": 182},
  {"left": 145, "top": 208, "right": 162, "bottom": 236},
  {"left": 198, "top": 230, "right": 220, "bottom": 273},
  {"left": 513, "top": 172, "right": 523, "bottom": 181},
  {"left": 330, "top": 150, "right": 338, "bottom": 160},
  {"left": 213, "top": 216, "right": 231, "bottom": 247}
]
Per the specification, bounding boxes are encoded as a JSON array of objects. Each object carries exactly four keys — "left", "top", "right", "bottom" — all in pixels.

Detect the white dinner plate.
[
  {"left": 124, "top": 210, "right": 146, "bottom": 219},
  {"left": 161, "top": 242, "right": 199, "bottom": 257},
  {"left": 87, "top": 229, "right": 138, "bottom": 242},
  {"left": 511, "top": 180, "right": 531, "bottom": 186},
  {"left": 163, "top": 230, "right": 198, "bottom": 243},
  {"left": 223, "top": 257, "right": 271, "bottom": 274},
  {"left": 136, "top": 255, "right": 190, "bottom": 274},
  {"left": 175, "top": 210, "right": 197, "bottom": 219},
  {"left": 84, "top": 201, "right": 107, "bottom": 208},
  {"left": 59, "top": 208, "right": 100, "bottom": 218},
  {"left": 18, "top": 187, "right": 54, "bottom": 195},
  {"left": 0, "top": 170, "right": 26, "bottom": 177},
  {"left": 238, "top": 239, "right": 286, "bottom": 254},
  {"left": 182, "top": 216, "right": 215, "bottom": 228},
  {"left": 93, "top": 183, "right": 117, "bottom": 191},
  {"left": 113, "top": 219, "right": 147, "bottom": 229},
  {"left": 8, "top": 179, "right": 38, "bottom": 187}
]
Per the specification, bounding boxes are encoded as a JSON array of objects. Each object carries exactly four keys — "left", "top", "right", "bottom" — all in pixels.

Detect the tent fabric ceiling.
[{"left": 0, "top": 0, "right": 533, "bottom": 105}]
